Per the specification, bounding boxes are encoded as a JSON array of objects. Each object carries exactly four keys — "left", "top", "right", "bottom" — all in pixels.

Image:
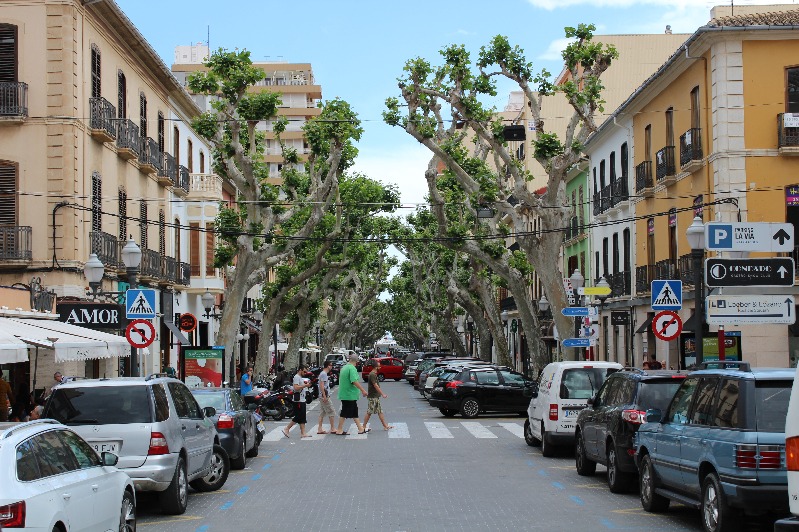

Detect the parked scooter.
[{"left": 244, "top": 385, "right": 290, "bottom": 421}]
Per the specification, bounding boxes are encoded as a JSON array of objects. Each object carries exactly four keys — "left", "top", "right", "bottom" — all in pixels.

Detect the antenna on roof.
[{"left": 207, "top": 25, "right": 210, "bottom": 52}]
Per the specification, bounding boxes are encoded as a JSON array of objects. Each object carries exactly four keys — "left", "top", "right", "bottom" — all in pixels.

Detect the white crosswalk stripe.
[
  {"left": 461, "top": 421, "right": 497, "bottom": 438},
  {"left": 388, "top": 422, "right": 409, "bottom": 438},
  {"left": 498, "top": 422, "right": 525, "bottom": 438},
  {"left": 425, "top": 421, "right": 454, "bottom": 438},
  {"left": 263, "top": 425, "right": 291, "bottom": 442},
  {"left": 345, "top": 423, "right": 367, "bottom": 440}
]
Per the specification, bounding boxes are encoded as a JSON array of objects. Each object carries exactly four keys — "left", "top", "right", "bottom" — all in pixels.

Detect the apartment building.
[{"left": 0, "top": 0, "right": 223, "bottom": 386}]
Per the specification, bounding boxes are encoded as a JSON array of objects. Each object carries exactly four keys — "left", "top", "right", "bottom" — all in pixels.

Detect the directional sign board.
[
  {"left": 705, "top": 258, "right": 795, "bottom": 287},
  {"left": 125, "top": 289, "right": 157, "bottom": 319},
  {"left": 706, "top": 294, "right": 796, "bottom": 325},
  {"left": 562, "top": 338, "right": 591, "bottom": 348},
  {"left": 652, "top": 310, "right": 683, "bottom": 342},
  {"left": 651, "top": 280, "right": 682, "bottom": 311},
  {"left": 705, "top": 222, "right": 794, "bottom": 252},
  {"left": 561, "top": 307, "right": 598, "bottom": 317},
  {"left": 579, "top": 286, "right": 613, "bottom": 296},
  {"left": 125, "top": 319, "right": 156, "bottom": 348}
]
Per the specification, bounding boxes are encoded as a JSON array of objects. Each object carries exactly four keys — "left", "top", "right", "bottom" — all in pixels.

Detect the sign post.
[
  {"left": 652, "top": 310, "right": 683, "bottom": 342},
  {"left": 706, "top": 295, "right": 796, "bottom": 325},
  {"left": 705, "top": 258, "right": 794, "bottom": 287},
  {"left": 705, "top": 222, "right": 794, "bottom": 253}
]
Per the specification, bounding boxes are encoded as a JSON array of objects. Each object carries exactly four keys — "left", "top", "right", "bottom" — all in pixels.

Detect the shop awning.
[
  {"left": 0, "top": 317, "right": 130, "bottom": 362},
  {"left": 635, "top": 314, "right": 654, "bottom": 334},
  {"left": 269, "top": 342, "right": 289, "bottom": 353},
  {"left": 0, "top": 328, "right": 30, "bottom": 364},
  {"left": 165, "top": 322, "right": 191, "bottom": 345}
]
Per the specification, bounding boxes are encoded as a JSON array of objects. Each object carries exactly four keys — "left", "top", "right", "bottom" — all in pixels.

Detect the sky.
[{"left": 114, "top": 0, "right": 793, "bottom": 207}]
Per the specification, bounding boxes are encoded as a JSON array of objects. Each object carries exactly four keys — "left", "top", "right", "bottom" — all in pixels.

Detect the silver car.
[{"left": 43, "top": 375, "right": 229, "bottom": 515}]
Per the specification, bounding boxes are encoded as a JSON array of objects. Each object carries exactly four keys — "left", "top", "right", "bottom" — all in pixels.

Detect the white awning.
[
  {"left": 0, "top": 328, "right": 30, "bottom": 364},
  {"left": 0, "top": 318, "right": 130, "bottom": 362},
  {"left": 269, "top": 342, "right": 289, "bottom": 353}
]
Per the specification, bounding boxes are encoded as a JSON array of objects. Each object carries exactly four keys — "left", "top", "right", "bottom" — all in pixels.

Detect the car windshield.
[
  {"left": 192, "top": 392, "right": 228, "bottom": 412},
  {"left": 560, "top": 368, "right": 617, "bottom": 400},
  {"left": 754, "top": 381, "right": 792, "bottom": 432},
  {"left": 637, "top": 379, "right": 684, "bottom": 411},
  {"left": 46, "top": 386, "right": 152, "bottom": 425}
]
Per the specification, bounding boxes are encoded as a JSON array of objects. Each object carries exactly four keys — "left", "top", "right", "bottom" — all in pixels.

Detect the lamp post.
[
  {"left": 686, "top": 216, "right": 705, "bottom": 366},
  {"left": 466, "top": 315, "right": 474, "bottom": 356},
  {"left": 84, "top": 237, "right": 142, "bottom": 376},
  {"left": 538, "top": 295, "right": 551, "bottom": 364},
  {"left": 569, "top": 269, "right": 585, "bottom": 359}
]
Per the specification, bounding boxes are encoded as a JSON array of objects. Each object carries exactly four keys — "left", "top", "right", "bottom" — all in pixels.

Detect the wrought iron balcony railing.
[
  {"left": 0, "top": 226, "right": 32, "bottom": 262},
  {"left": 140, "top": 249, "right": 162, "bottom": 279},
  {"left": 592, "top": 191, "right": 601, "bottom": 216},
  {"left": 655, "top": 146, "right": 676, "bottom": 182},
  {"left": 655, "top": 259, "right": 678, "bottom": 281},
  {"left": 679, "top": 128, "right": 703, "bottom": 166},
  {"left": 611, "top": 177, "right": 629, "bottom": 207},
  {"left": 115, "top": 119, "right": 140, "bottom": 159},
  {"left": 778, "top": 113, "right": 799, "bottom": 148},
  {"left": 607, "top": 270, "right": 631, "bottom": 297},
  {"left": 138, "top": 136, "right": 162, "bottom": 174},
  {"left": 178, "top": 262, "right": 191, "bottom": 286},
  {"left": 678, "top": 253, "right": 695, "bottom": 285},
  {"left": 600, "top": 183, "right": 612, "bottom": 213},
  {"left": 162, "top": 256, "right": 177, "bottom": 284},
  {"left": 89, "top": 231, "right": 119, "bottom": 269},
  {"left": 89, "top": 97, "right": 117, "bottom": 141},
  {"left": 635, "top": 264, "right": 656, "bottom": 294},
  {"left": 159, "top": 152, "right": 177, "bottom": 185},
  {"left": 0, "top": 81, "right": 28, "bottom": 117},
  {"left": 176, "top": 165, "right": 190, "bottom": 193},
  {"left": 635, "top": 161, "right": 653, "bottom": 193}
]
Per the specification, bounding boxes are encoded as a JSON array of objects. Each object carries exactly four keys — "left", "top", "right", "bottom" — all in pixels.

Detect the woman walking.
[{"left": 283, "top": 364, "right": 313, "bottom": 438}]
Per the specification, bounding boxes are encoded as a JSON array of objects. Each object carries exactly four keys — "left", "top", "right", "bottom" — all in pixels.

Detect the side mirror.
[
  {"left": 101, "top": 452, "right": 119, "bottom": 467},
  {"left": 203, "top": 406, "right": 217, "bottom": 418},
  {"left": 645, "top": 408, "right": 662, "bottom": 424}
]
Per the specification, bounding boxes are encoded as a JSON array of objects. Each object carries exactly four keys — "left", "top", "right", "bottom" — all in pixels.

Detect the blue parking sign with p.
[{"left": 708, "top": 224, "right": 732, "bottom": 249}]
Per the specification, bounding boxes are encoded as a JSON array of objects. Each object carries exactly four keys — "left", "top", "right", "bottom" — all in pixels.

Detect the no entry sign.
[
  {"left": 126, "top": 319, "right": 156, "bottom": 349},
  {"left": 652, "top": 311, "right": 682, "bottom": 342}
]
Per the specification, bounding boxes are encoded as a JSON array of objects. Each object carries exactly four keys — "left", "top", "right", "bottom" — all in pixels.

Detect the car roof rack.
[
  {"left": 145, "top": 372, "right": 173, "bottom": 381},
  {"left": 1, "top": 419, "right": 60, "bottom": 440},
  {"left": 695, "top": 361, "right": 751, "bottom": 372},
  {"left": 620, "top": 367, "right": 647, "bottom": 374}
]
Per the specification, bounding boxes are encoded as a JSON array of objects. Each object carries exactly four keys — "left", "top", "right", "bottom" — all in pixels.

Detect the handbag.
[{"left": 292, "top": 391, "right": 301, "bottom": 403}]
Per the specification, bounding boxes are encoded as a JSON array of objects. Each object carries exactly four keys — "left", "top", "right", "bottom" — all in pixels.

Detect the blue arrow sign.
[
  {"left": 562, "top": 338, "right": 591, "bottom": 348},
  {"left": 561, "top": 307, "right": 591, "bottom": 317}
]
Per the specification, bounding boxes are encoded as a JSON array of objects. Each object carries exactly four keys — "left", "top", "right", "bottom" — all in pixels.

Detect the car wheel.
[
  {"left": 702, "top": 472, "right": 740, "bottom": 532},
  {"left": 607, "top": 444, "right": 633, "bottom": 493},
  {"left": 639, "top": 454, "right": 670, "bottom": 513},
  {"left": 378, "top": 374, "right": 386, "bottom": 382},
  {"left": 159, "top": 456, "right": 188, "bottom": 515},
  {"left": 271, "top": 409, "right": 284, "bottom": 421},
  {"left": 230, "top": 435, "right": 246, "bottom": 470},
  {"left": 524, "top": 419, "right": 540, "bottom": 447},
  {"left": 439, "top": 408, "right": 458, "bottom": 417},
  {"left": 119, "top": 489, "right": 136, "bottom": 532},
  {"left": 190, "top": 444, "right": 230, "bottom": 493},
  {"left": 575, "top": 431, "right": 596, "bottom": 476},
  {"left": 540, "top": 423, "right": 555, "bottom": 457},
  {"left": 460, "top": 397, "right": 480, "bottom": 418},
  {"left": 245, "top": 439, "right": 260, "bottom": 458},
  {"left": 421, "top": 388, "right": 428, "bottom": 400},
  {"left": 394, "top": 378, "right": 402, "bottom": 381}
]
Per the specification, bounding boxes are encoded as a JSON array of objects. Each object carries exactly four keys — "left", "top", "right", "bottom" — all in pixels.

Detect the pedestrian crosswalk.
[{"left": 261, "top": 420, "right": 525, "bottom": 442}]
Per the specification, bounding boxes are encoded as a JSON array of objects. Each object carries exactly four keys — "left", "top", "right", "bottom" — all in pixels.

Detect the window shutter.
[
  {"left": 91, "top": 172, "right": 102, "bottom": 232},
  {"left": 117, "top": 71, "right": 126, "bottom": 118},
  {"left": 159, "top": 209, "right": 165, "bottom": 255},
  {"left": 157, "top": 112, "right": 165, "bottom": 153},
  {"left": 174, "top": 219, "right": 181, "bottom": 264},
  {"left": 0, "top": 161, "right": 17, "bottom": 225},
  {"left": 190, "top": 223, "right": 200, "bottom": 276},
  {"left": 205, "top": 223, "right": 214, "bottom": 276},
  {"left": 118, "top": 187, "right": 127, "bottom": 241},
  {"left": 0, "top": 24, "right": 17, "bottom": 83},
  {"left": 90, "top": 44, "right": 101, "bottom": 99},
  {"left": 139, "top": 201, "right": 148, "bottom": 249},
  {"left": 139, "top": 93, "right": 147, "bottom": 137}
]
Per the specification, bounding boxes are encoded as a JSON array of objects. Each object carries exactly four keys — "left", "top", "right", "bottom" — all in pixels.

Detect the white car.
[
  {"left": 0, "top": 419, "right": 136, "bottom": 531},
  {"left": 776, "top": 363, "right": 799, "bottom": 530}
]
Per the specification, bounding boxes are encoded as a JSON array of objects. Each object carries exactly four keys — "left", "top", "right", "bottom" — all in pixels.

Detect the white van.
[
  {"left": 775, "top": 363, "right": 799, "bottom": 530},
  {"left": 525, "top": 361, "right": 622, "bottom": 457}
]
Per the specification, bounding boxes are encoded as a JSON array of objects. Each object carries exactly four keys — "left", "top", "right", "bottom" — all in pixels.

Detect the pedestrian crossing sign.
[
  {"left": 126, "top": 288, "right": 157, "bottom": 319},
  {"left": 651, "top": 280, "right": 682, "bottom": 311}
]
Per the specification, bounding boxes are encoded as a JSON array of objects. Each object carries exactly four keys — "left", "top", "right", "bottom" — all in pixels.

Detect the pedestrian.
[
  {"left": 0, "top": 373, "right": 12, "bottom": 422},
  {"left": 363, "top": 360, "right": 394, "bottom": 431},
  {"left": 240, "top": 364, "right": 254, "bottom": 395},
  {"left": 649, "top": 354, "right": 663, "bottom": 370},
  {"left": 334, "top": 353, "right": 368, "bottom": 435},
  {"left": 316, "top": 361, "right": 335, "bottom": 434},
  {"left": 642, "top": 360, "right": 650, "bottom": 370},
  {"left": 282, "top": 364, "right": 313, "bottom": 439}
]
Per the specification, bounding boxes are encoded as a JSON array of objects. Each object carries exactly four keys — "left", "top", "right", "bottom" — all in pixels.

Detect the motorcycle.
[{"left": 244, "top": 385, "right": 290, "bottom": 421}]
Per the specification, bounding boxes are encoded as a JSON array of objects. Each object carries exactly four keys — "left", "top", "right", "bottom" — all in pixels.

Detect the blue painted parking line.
[
  {"left": 551, "top": 481, "right": 565, "bottom": 490},
  {"left": 526, "top": 460, "right": 535, "bottom": 467},
  {"left": 537, "top": 469, "right": 548, "bottom": 477},
  {"left": 262, "top": 463, "right": 272, "bottom": 471},
  {"left": 600, "top": 518, "right": 617, "bottom": 529},
  {"left": 196, "top": 526, "right": 209, "bottom": 532},
  {"left": 272, "top": 454, "right": 281, "bottom": 461},
  {"left": 251, "top": 473, "right": 262, "bottom": 480},
  {"left": 220, "top": 501, "right": 234, "bottom": 510},
  {"left": 570, "top": 495, "right": 584, "bottom": 506},
  {"left": 237, "top": 486, "right": 249, "bottom": 495}
]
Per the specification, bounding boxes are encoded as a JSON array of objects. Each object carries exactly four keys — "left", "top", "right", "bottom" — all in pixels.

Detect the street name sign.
[
  {"left": 125, "top": 288, "right": 157, "bottom": 319},
  {"left": 561, "top": 307, "right": 597, "bottom": 317},
  {"left": 579, "top": 286, "right": 612, "bottom": 296},
  {"left": 705, "top": 222, "right": 794, "bottom": 252},
  {"left": 652, "top": 310, "right": 683, "bottom": 342},
  {"left": 705, "top": 258, "right": 795, "bottom": 287},
  {"left": 562, "top": 338, "right": 591, "bottom": 348},
  {"left": 706, "top": 294, "right": 796, "bottom": 325},
  {"left": 651, "top": 280, "right": 682, "bottom": 311}
]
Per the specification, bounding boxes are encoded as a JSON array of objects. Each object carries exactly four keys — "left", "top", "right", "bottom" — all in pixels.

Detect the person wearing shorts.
[
  {"left": 363, "top": 360, "right": 394, "bottom": 431},
  {"left": 316, "top": 361, "right": 335, "bottom": 434},
  {"left": 334, "top": 353, "right": 368, "bottom": 435},
  {"left": 283, "top": 365, "right": 312, "bottom": 438}
]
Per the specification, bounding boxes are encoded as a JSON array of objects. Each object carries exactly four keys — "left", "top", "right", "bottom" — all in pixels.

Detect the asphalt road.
[{"left": 135, "top": 380, "right": 773, "bottom": 532}]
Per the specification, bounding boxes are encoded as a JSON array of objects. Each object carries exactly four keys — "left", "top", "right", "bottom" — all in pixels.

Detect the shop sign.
[{"left": 56, "top": 302, "right": 124, "bottom": 330}]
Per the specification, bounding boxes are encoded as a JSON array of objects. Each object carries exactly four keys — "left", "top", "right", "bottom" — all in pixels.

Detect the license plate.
[
  {"left": 257, "top": 421, "right": 266, "bottom": 433},
  {"left": 90, "top": 441, "right": 120, "bottom": 454},
  {"left": 564, "top": 409, "right": 580, "bottom": 418}
]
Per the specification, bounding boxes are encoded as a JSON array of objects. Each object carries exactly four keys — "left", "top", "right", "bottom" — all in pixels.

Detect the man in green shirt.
[{"left": 334, "top": 353, "right": 368, "bottom": 435}]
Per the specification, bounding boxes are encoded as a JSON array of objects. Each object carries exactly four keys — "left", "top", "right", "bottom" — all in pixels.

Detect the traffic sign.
[
  {"left": 706, "top": 294, "right": 796, "bottom": 325},
  {"left": 651, "top": 280, "right": 682, "bottom": 311},
  {"left": 705, "top": 258, "right": 795, "bottom": 287},
  {"left": 178, "top": 313, "right": 198, "bottom": 332},
  {"left": 125, "top": 288, "right": 156, "bottom": 319},
  {"left": 580, "top": 286, "right": 612, "bottom": 296},
  {"left": 562, "top": 338, "right": 591, "bottom": 348},
  {"left": 561, "top": 307, "right": 596, "bottom": 317},
  {"left": 705, "top": 222, "right": 794, "bottom": 252},
  {"left": 652, "top": 310, "right": 683, "bottom": 342},
  {"left": 125, "top": 319, "right": 156, "bottom": 348}
]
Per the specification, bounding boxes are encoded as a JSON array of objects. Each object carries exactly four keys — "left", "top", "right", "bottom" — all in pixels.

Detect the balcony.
[
  {"left": 173, "top": 165, "right": 190, "bottom": 197},
  {"left": 655, "top": 259, "right": 678, "bottom": 281},
  {"left": 564, "top": 216, "right": 582, "bottom": 242},
  {"left": 635, "top": 161, "right": 653, "bottom": 197},
  {"left": 499, "top": 296, "right": 517, "bottom": 312},
  {"left": 635, "top": 264, "right": 655, "bottom": 294},
  {"left": 611, "top": 177, "right": 629, "bottom": 208},
  {"left": 138, "top": 137, "right": 161, "bottom": 175},
  {"left": 778, "top": 113, "right": 799, "bottom": 155},
  {"left": 679, "top": 128, "right": 703, "bottom": 172},
  {"left": 140, "top": 249, "right": 162, "bottom": 280},
  {"left": 158, "top": 152, "right": 176, "bottom": 186},
  {"left": 115, "top": 119, "right": 140, "bottom": 160},
  {"left": 655, "top": 146, "right": 676, "bottom": 185},
  {"left": 678, "top": 253, "right": 695, "bottom": 285},
  {"left": 177, "top": 262, "right": 191, "bottom": 286},
  {"left": 0, "top": 226, "right": 32, "bottom": 268},
  {"left": 0, "top": 82, "right": 28, "bottom": 123},
  {"left": 89, "top": 97, "right": 117, "bottom": 143},
  {"left": 161, "top": 256, "right": 177, "bottom": 285},
  {"left": 89, "top": 231, "right": 119, "bottom": 270},
  {"left": 189, "top": 173, "right": 223, "bottom": 201},
  {"left": 592, "top": 191, "right": 601, "bottom": 217},
  {"left": 606, "top": 270, "right": 631, "bottom": 297}
]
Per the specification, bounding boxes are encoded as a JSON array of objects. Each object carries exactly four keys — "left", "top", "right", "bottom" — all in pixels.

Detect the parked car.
[
  {"left": 191, "top": 388, "right": 260, "bottom": 470},
  {"left": 634, "top": 361, "right": 792, "bottom": 532},
  {"left": 775, "top": 357, "right": 799, "bottom": 530},
  {"left": 429, "top": 366, "right": 536, "bottom": 418},
  {"left": 526, "top": 361, "right": 623, "bottom": 457},
  {"left": 405, "top": 359, "right": 422, "bottom": 384},
  {"left": 0, "top": 419, "right": 136, "bottom": 531},
  {"left": 422, "top": 361, "right": 496, "bottom": 399},
  {"left": 574, "top": 368, "right": 686, "bottom": 492},
  {"left": 361, "top": 357, "right": 405, "bottom": 382},
  {"left": 417, "top": 357, "right": 482, "bottom": 393},
  {"left": 43, "top": 374, "right": 230, "bottom": 515}
]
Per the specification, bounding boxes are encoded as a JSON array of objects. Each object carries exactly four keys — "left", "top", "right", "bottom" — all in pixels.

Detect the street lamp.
[
  {"left": 686, "top": 216, "right": 705, "bottom": 366},
  {"left": 201, "top": 290, "right": 220, "bottom": 319},
  {"left": 570, "top": 269, "right": 585, "bottom": 302},
  {"left": 595, "top": 276, "right": 611, "bottom": 309}
]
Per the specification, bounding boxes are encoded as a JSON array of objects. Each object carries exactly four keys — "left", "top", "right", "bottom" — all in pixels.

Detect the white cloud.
[
  {"left": 527, "top": 0, "right": 786, "bottom": 9},
  {"left": 538, "top": 37, "right": 574, "bottom": 61},
  {"left": 350, "top": 144, "right": 432, "bottom": 206}
]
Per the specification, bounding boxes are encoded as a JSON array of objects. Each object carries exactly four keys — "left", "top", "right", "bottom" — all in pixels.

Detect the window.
[
  {"left": 230, "top": 391, "right": 244, "bottom": 411},
  {"left": 689, "top": 377, "right": 718, "bottom": 425},
  {"left": 190, "top": 222, "right": 200, "bottom": 276},
  {"left": 33, "top": 430, "right": 79, "bottom": 477},
  {"left": 157, "top": 112, "right": 165, "bottom": 153},
  {"left": 592, "top": 167, "right": 597, "bottom": 193},
  {"left": 612, "top": 233, "right": 619, "bottom": 275},
  {"left": 669, "top": 209, "right": 677, "bottom": 265},
  {"left": 644, "top": 125, "right": 652, "bottom": 162},
  {"left": 193, "top": 391, "right": 227, "bottom": 411},
  {"left": 666, "top": 377, "right": 698, "bottom": 424},
  {"left": 200, "top": 151, "right": 205, "bottom": 173},
  {"left": 90, "top": 44, "right": 101, "bottom": 98},
  {"left": 595, "top": 251, "right": 600, "bottom": 282},
  {"left": 600, "top": 377, "right": 622, "bottom": 406},
  {"left": 623, "top": 229, "right": 631, "bottom": 272},
  {"left": 91, "top": 171, "right": 102, "bottom": 232},
  {"left": 152, "top": 383, "right": 170, "bottom": 422},
  {"left": 159, "top": 209, "right": 165, "bottom": 256},
  {"left": 46, "top": 386, "right": 153, "bottom": 425},
  {"left": 0, "top": 24, "right": 18, "bottom": 83},
  {"left": 620, "top": 142, "right": 628, "bottom": 178},
  {"left": 474, "top": 370, "right": 499, "bottom": 385},
  {"left": 174, "top": 218, "right": 181, "bottom": 264},
  {"left": 665, "top": 107, "right": 674, "bottom": 147},
  {"left": 58, "top": 430, "right": 101, "bottom": 469},
  {"left": 560, "top": 368, "right": 615, "bottom": 400},
  {"left": 599, "top": 160, "right": 606, "bottom": 189},
  {"left": 578, "top": 185, "right": 584, "bottom": 228},
  {"left": 187, "top": 139, "right": 193, "bottom": 172},
  {"left": 16, "top": 439, "right": 41, "bottom": 481},
  {"left": 206, "top": 222, "right": 215, "bottom": 276},
  {"left": 117, "top": 70, "right": 126, "bottom": 118},
  {"left": 602, "top": 237, "right": 609, "bottom": 277},
  {"left": 139, "top": 201, "right": 148, "bottom": 250},
  {"left": 754, "top": 380, "right": 792, "bottom": 432},
  {"left": 118, "top": 187, "right": 127, "bottom": 241},
  {"left": 690, "top": 87, "right": 701, "bottom": 128},
  {"left": 139, "top": 92, "right": 148, "bottom": 137},
  {"left": 173, "top": 126, "right": 180, "bottom": 164},
  {"left": 500, "top": 370, "right": 526, "bottom": 387},
  {"left": 638, "top": 380, "right": 684, "bottom": 412},
  {"left": 713, "top": 379, "right": 740, "bottom": 428},
  {"left": 610, "top": 152, "right": 616, "bottom": 182},
  {"left": 788, "top": 68, "right": 799, "bottom": 113},
  {"left": 168, "top": 382, "right": 191, "bottom": 418},
  {"left": 0, "top": 160, "right": 18, "bottom": 225}
]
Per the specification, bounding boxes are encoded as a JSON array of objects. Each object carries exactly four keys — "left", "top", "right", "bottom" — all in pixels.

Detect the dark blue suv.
[{"left": 634, "top": 361, "right": 792, "bottom": 532}]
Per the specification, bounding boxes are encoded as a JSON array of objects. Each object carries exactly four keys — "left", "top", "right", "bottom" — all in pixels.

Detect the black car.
[
  {"left": 191, "top": 388, "right": 260, "bottom": 470},
  {"left": 574, "top": 369, "right": 686, "bottom": 492},
  {"left": 429, "top": 366, "right": 536, "bottom": 418}
]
